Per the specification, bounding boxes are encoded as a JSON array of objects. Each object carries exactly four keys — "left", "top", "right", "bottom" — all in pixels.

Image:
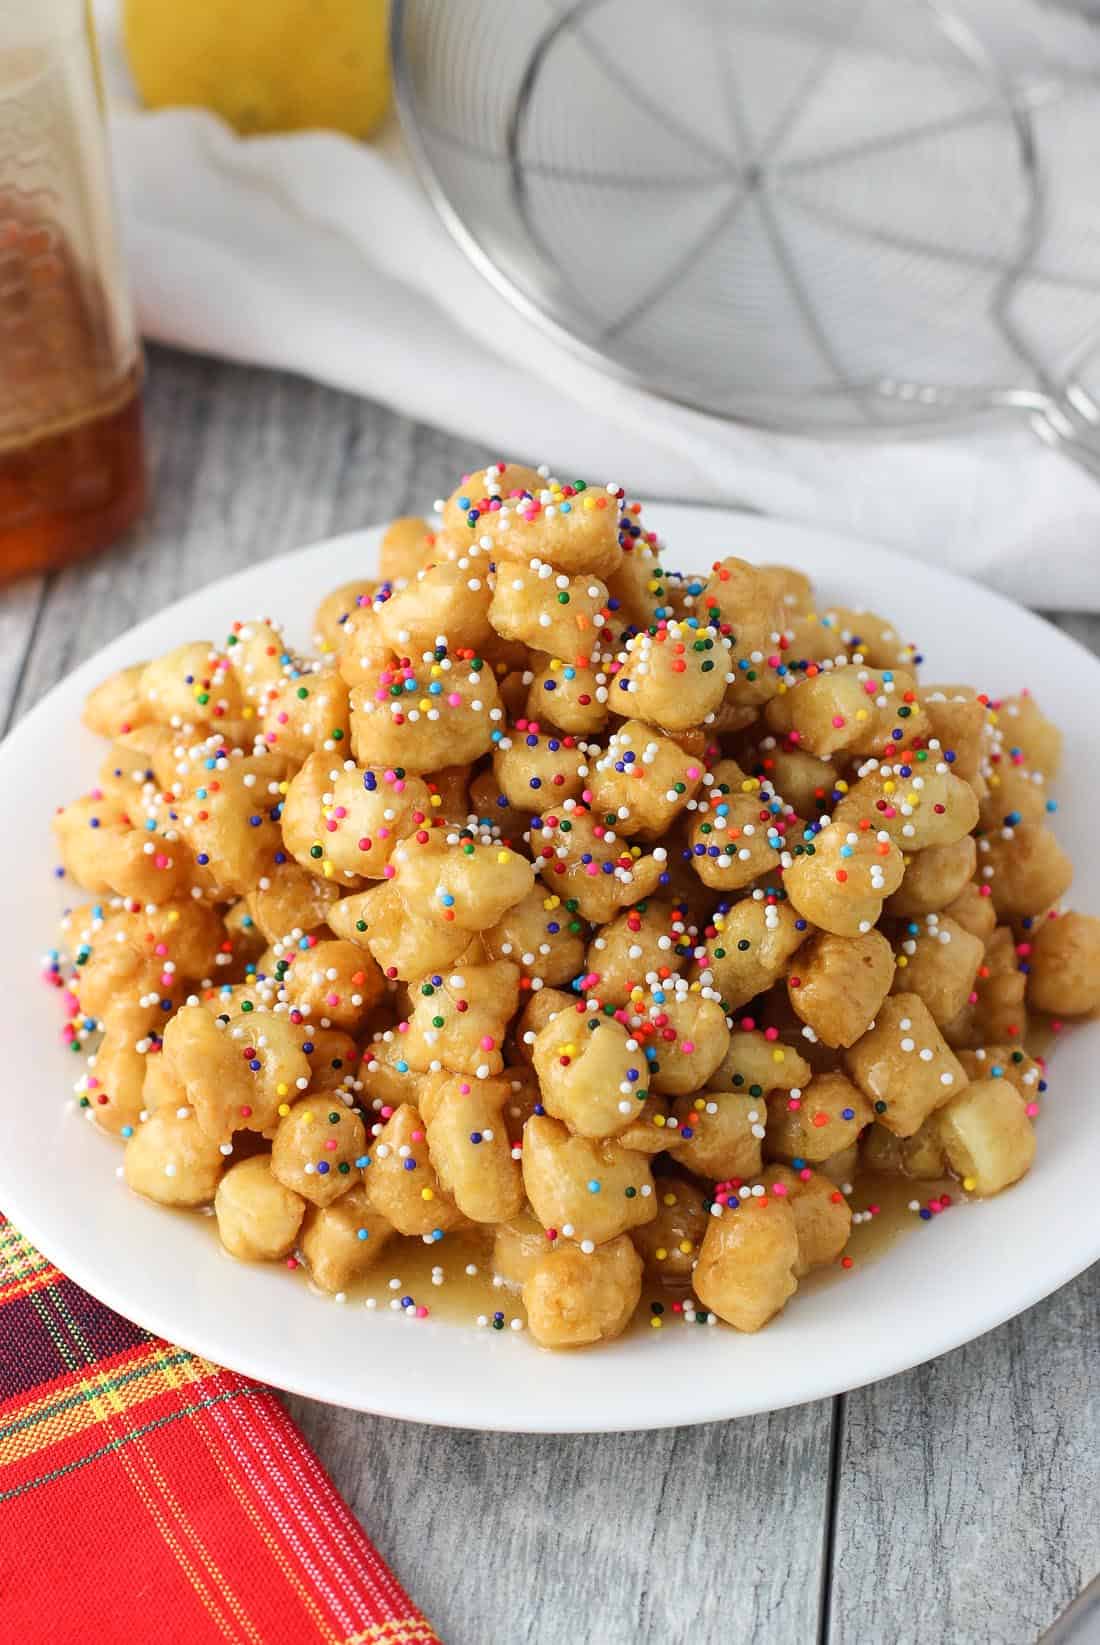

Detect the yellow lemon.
[{"left": 122, "top": 0, "right": 390, "bottom": 139}]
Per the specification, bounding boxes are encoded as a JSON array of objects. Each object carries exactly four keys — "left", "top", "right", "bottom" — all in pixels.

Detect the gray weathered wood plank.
[{"left": 0, "top": 575, "right": 44, "bottom": 737}]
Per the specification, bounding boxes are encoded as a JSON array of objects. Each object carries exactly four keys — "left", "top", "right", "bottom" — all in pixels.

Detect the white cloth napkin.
[{"left": 93, "top": 0, "right": 1100, "bottom": 607}]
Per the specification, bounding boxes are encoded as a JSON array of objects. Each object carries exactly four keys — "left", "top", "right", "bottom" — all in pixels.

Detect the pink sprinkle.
[
  {"left": 380, "top": 1105, "right": 394, "bottom": 1118},
  {"left": 681, "top": 1040, "right": 696, "bottom": 1055},
  {"left": 772, "top": 1181, "right": 788, "bottom": 1196},
  {"left": 480, "top": 1036, "right": 495, "bottom": 1051},
  {"left": 831, "top": 715, "right": 846, "bottom": 728},
  {"left": 685, "top": 766, "right": 700, "bottom": 780},
  {"left": 154, "top": 854, "right": 168, "bottom": 869},
  {"left": 324, "top": 1138, "right": 337, "bottom": 1150},
  {"left": 383, "top": 864, "right": 396, "bottom": 878},
  {"left": 459, "top": 1083, "right": 471, "bottom": 1095},
  {"left": 416, "top": 1306, "right": 429, "bottom": 1319},
  {"left": 447, "top": 692, "right": 462, "bottom": 707},
  {"left": 1027, "top": 1102, "right": 1039, "bottom": 1118},
  {"left": 154, "top": 943, "right": 168, "bottom": 957},
  {"left": 764, "top": 1026, "right": 779, "bottom": 1042}
]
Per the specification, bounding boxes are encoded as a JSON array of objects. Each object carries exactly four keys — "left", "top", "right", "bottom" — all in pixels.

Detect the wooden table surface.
[{"left": 4, "top": 345, "right": 1098, "bottom": 1645}]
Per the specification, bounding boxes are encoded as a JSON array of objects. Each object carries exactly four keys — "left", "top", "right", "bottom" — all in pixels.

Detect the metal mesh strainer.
[{"left": 391, "top": 0, "right": 1100, "bottom": 470}]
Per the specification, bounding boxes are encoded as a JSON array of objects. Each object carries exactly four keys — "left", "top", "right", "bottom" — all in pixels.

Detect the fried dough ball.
[
  {"left": 585, "top": 901, "right": 688, "bottom": 1007},
  {"left": 281, "top": 753, "right": 429, "bottom": 886},
  {"left": 441, "top": 464, "right": 622, "bottom": 578},
  {"left": 511, "top": 988, "right": 574, "bottom": 1064},
  {"left": 699, "top": 557, "right": 785, "bottom": 711},
  {"left": 671, "top": 1090, "right": 766, "bottom": 1181},
  {"left": 259, "top": 667, "right": 350, "bottom": 763},
  {"left": 522, "top": 1235, "right": 642, "bottom": 1349},
  {"left": 380, "top": 515, "right": 436, "bottom": 583},
  {"left": 300, "top": 1187, "right": 395, "bottom": 1292},
  {"left": 525, "top": 654, "right": 610, "bottom": 736},
  {"left": 176, "top": 752, "right": 288, "bottom": 896},
  {"left": 400, "top": 961, "right": 520, "bottom": 1076},
  {"left": 693, "top": 895, "right": 809, "bottom": 1011},
  {"left": 269, "top": 1095, "right": 366, "bottom": 1208},
  {"left": 533, "top": 1011, "right": 648, "bottom": 1139},
  {"left": 885, "top": 835, "right": 977, "bottom": 917},
  {"left": 245, "top": 861, "right": 340, "bottom": 943},
  {"left": 328, "top": 882, "right": 471, "bottom": 981},
  {"left": 693, "top": 1193, "right": 799, "bottom": 1332},
  {"left": 761, "top": 1165, "right": 852, "bottom": 1274},
  {"left": 492, "top": 724, "right": 588, "bottom": 811},
  {"left": 423, "top": 1075, "right": 524, "bottom": 1224},
  {"left": 707, "top": 1029, "right": 813, "bottom": 1096},
  {"left": 532, "top": 807, "right": 665, "bottom": 924},
  {"left": 783, "top": 822, "right": 904, "bottom": 937},
  {"left": 957, "top": 1046, "right": 1046, "bottom": 1102},
  {"left": 935, "top": 1079, "right": 1036, "bottom": 1195},
  {"left": 214, "top": 1155, "right": 305, "bottom": 1261},
  {"left": 994, "top": 692, "right": 1062, "bottom": 777},
  {"left": 489, "top": 562, "right": 608, "bottom": 663},
  {"left": 521, "top": 1116, "right": 657, "bottom": 1245},
  {"left": 374, "top": 556, "right": 495, "bottom": 657},
  {"left": 84, "top": 663, "right": 151, "bottom": 737},
  {"left": 845, "top": 994, "right": 967, "bottom": 1137},
  {"left": 588, "top": 720, "right": 704, "bottom": 839},
  {"left": 891, "top": 913, "right": 985, "bottom": 1028},
  {"left": 978, "top": 761, "right": 1053, "bottom": 832},
  {"left": 833, "top": 753, "right": 979, "bottom": 853},
  {"left": 1027, "top": 911, "right": 1100, "bottom": 1015},
  {"left": 53, "top": 793, "right": 191, "bottom": 903},
  {"left": 349, "top": 650, "right": 503, "bottom": 773},
  {"left": 787, "top": 930, "right": 895, "bottom": 1048},
  {"left": 795, "top": 607, "right": 917, "bottom": 671},
  {"left": 631, "top": 1176, "right": 708, "bottom": 1278},
  {"left": 362, "top": 1102, "right": 462, "bottom": 1235},
  {"left": 765, "top": 665, "right": 928, "bottom": 759},
  {"left": 686, "top": 761, "right": 792, "bottom": 891},
  {"left": 765, "top": 1071, "right": 872, "bottom": 1162},
  {"left": 312, "top": 580, "right": 379, "bottom": 654},
  {"left": 388, "top": 831, "right": 534, "bottom": 932},
  {"left": 482, "top": 886, "right": 587, "bottom": 987},
  {"left": 124, "top": 1108, "right": 225, "bottom": 1207},
  {"left": 860, "top": 1118, "right": 947, "bottom": 1180},
  {"left": 627, "top": 988, "right": 730, "bottom": 1097},
  {"left": 977, "top": 824, "right": 1072, "bottom": 920},
  {"left": 942, "top": 882, "right": 997, "bottom": 946},
  {"left": 748, "top": 742, "right": 838, "bottom": 819},
  {"left": 278, "top": 938, "right": 384, "bottom": 1035},
  {"left": 942, "top": 926, "right": 1029, "bottom": 1050},
  {"left": 613, "top": 619, "right": 730, "bottom": 730},
  {"left": 139, "top": 641, "right": 243, "bottom": 727},
  {"left": 82, "top": 1030, "right": 148, "bottom": 1135},
  {"left": 162, "top": 1003, "right": 312, "bottom": 1142},
  {"left": 919, "top": 686, "right": 987, "bottom": 783}
]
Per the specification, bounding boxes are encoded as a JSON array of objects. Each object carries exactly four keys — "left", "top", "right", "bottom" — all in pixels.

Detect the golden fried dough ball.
[
  {"left": 693, "top": 895, "right": 809, "bottom": 1012},
  {"left": 349, "top": 649, "right": 503, "bottom": 773},
  {"left": 762, "top": 1165, "right": 851, "bottom": 1274},
  {"left": 362, "top": 1102, "right": 462, "bottom": 1235},
  {"left": 379, "top": 515, "right": 435, "bottom": 584},
  {"left": 84, "top": 663, "right": 151, "bottom": 738},
  {"left": 977, "top": 823, "right": 1072, "bottom": 920},
  {"left": 245, "top": 861, "right": 340, "bottom": 943},
  {"left": 327, "top": 882, "right": 471, "bottom": 981},
  {"left": 124, "top": 1107, "right": 225, "bottom": 1207},
  {"left": 533, "top": 1011, "right": 648, "bottom": 1138},
  {"left": 53, "top": 793, "right": 191, "bottom": 903},
  {"left": 707, "top": 1029, "right": 812, "bottom": 1096},
  {"left": 787, "top": 929, "right": 895, "bottom": 1048},
  {"left": 613, "top": 619, "right": 730, "bottom": 731},
  {"left": 942, "top": 882, "right": 997, "bottom": 945},
  {"left": 388, "top": 830, "right": 534, "bottom": 931},
  {"left": 423, "top": 1075, "right": 524, "bottom": 1224},
  {"left": 994, "top": 692, "right": 1062, "bottom": 778},
  {"left": 765, "top": 665, "right": 928, "bottom": 759},
  {"left": 834, "top": 753, "right": 978, "bottom": 852},
  {"left": 489, "top": 561, "right": 608, "bottom": 662},
  {"left": 631, "top": 1176, "right": 708, "bottom": 1279},
  {"left": 891, "top": 913, "right": 985, "bottom": 1028},
  {"left": 1027, "top": 911, "right": 1100, "bottom": 1015},
  {"left": 259, "top": 667, "right": 350, "bottom": 763},
  {"left": 585, "top": 901, "right": 688, "bottom": 1008},
  {"left": 482, "top": 886, "right": 586, "bottom": 987},
  {"left": 81, "top": 1030, "right": 148, "bottom": 1135},
  {"left": 312, "top": 580, "right": 379, "bottom": 655},
  {"left": 885, "top": 835, "right": 977, "bottom": 917},
  {"left": 942, "top": 926, "right": 1029, "bottom": 1050},
  {"left": 163, "top": 1003, "right": 312, "bottom": 1142},
  {"left": 441, "top": 464, "right": 622, "bottom": 578},
  {"left": 935, "top": 1079, "right": 1036, "bottom": 1195},
  {"left": 492, "top": 724, "right": 589, "bottom": 811},
  {"left": 300, "top": 1188, "right": 395, "bottom": 1293},
  {"left": 214, "top": 1155, "right": 305, "bottom": 1261},
  {"left": 919, "top": 686, "right": 987, "bottom": 783},
  {"left": 176, "top": 751, "right": 288, "bottom": 897},
  {"left": 845, "top": 994, "right": 967, "bottom": 1137},
  {"left": 525, "top": 654, "right": 610, "bottom": 736},
  {"left": 281, "top": 753, "right": 430, "bottom": 887},
  {"left": 278, "top": 938, "right": 384, "bottom": 1035},
  {"left": 376, "top": 557, "right": 495, "bottom": 656},
  {"left": 671, "top": 1090, "right": 766, "bottom": 1181},
  {"left": 522, "top": 1235, "right": 642, "bottom": 1349},
  {"left": 783, "top": 822, "right": 904, "bottom": 937},
  {"left": 521, "top": 1115, "right": 657, "bottom": 1245},
  {"left": 626, "top": 987, "right": 730, "bottom": 1097},
  {"left": 765, "top": 1071, "right": 872, "bottom": 1162},
  {"left": 589, "top": 720, "right": 704, "bottom": 840},
  {"left": 140, "top": 641, "right": 243, "bottom": 728},
  {"left": 693, "top": 1192, "right": 799, "bottom": 1332},
  {"left": 400, "top": 961, "right": 520, "bottom": 1076},
  {"left": 270, "top": 1095, "right": 366, "bottom": 1208},
  {"left": 532, "top": 807, "right": 665, "bottom": 924},
  {"left": 957, "top": 1046, "right": 1046, "bottom": 1103}
]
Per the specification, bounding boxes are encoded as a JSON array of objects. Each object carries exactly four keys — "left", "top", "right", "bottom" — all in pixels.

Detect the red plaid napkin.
[{"left": 0, "top": 1215, "right": 441, "bottom": 1645}]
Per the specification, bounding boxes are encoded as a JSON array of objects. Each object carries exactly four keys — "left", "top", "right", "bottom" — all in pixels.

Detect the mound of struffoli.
[{"left": 51, "top": 464, "right": 1100, "bottom": 1349}]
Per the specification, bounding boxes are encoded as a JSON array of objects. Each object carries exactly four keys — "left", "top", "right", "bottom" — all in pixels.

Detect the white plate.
[{"left": 1, "top": 507, "right": 1097, "bottom": 1432}]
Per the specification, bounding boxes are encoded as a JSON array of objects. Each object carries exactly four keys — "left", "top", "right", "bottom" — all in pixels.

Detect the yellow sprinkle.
[
  {"left": 678, "top": 1240, "right": 694, "bottom": 1255},
  {"left": 430, "top": 795, "right": 442, "bottom": 807},
  {"left": 323, "top": 862, "right": 334, "bottom": 878},
  {"left": 883, "top": 780, "right": 896, "bottom": 795},
  {"left": 242, "top": 706, "right": 254, "bottom": 719},
  {"left": 855, "top": 708, "right": 868, "bottom": 721},
  {"left": 497, "top": 850, "right": 512, "bottom": 864},
  {"left": 303, "top": 1111, "right": 315, "bottom": 1123},
  {"left": 276, "top": 1083, "right": 288, "bottom": 1096},
  {"left": 543, "top": 895, "right": 560, "bottom": 910},
  {"left": 835, "top": 780, "right": 849, "bottom": 793},
  {"left": 653, "top": 1114, "right": 666, "bottom": 1127},
  {"left": 278, "top": 781, "right": 289, "bottom": 795},
  {"left": 430, "top": 665, "right": 442, "bottom": 678},
  {"left": 649, "top": 1316, "right": 663, "bottom": 1329},
  {"left": 772, "top": 1048, "right": 786, "bottom": 1062},
  {"left": 963, "top": 1176, "right": 977, "bottom": 1191},
  {"left": 655, "top": 1247, "right": 668, "bottom": 1260},
  {"left": 662, "top": 1192, "right": 677, "bottom": 1206},
  {"left": 896, "top": 955, "right": 908, "bottom": 968},
  {"left": 419, "top": 699, "right": 431, "bottom": 712},
  {"left": 277, "top": 1102, "right": 290, "bottom": 1117},
  {"left": 167, "top": 911, "right": 180, "bottom": 924},
  {"left": 421, "top": 1187, "right": 435, "bottom": 1201}
]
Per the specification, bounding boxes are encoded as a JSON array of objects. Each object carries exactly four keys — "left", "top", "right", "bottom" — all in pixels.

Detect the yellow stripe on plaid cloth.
[
  {"left": 345, "top": 1624, "right": 443, "bottom": 1645},
  {"left": 0, "top": 1224, "right": 56, "bottom": 1302},
  {"left": 0, "top": 1343, "right": 219, "bottom": 1466}
]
